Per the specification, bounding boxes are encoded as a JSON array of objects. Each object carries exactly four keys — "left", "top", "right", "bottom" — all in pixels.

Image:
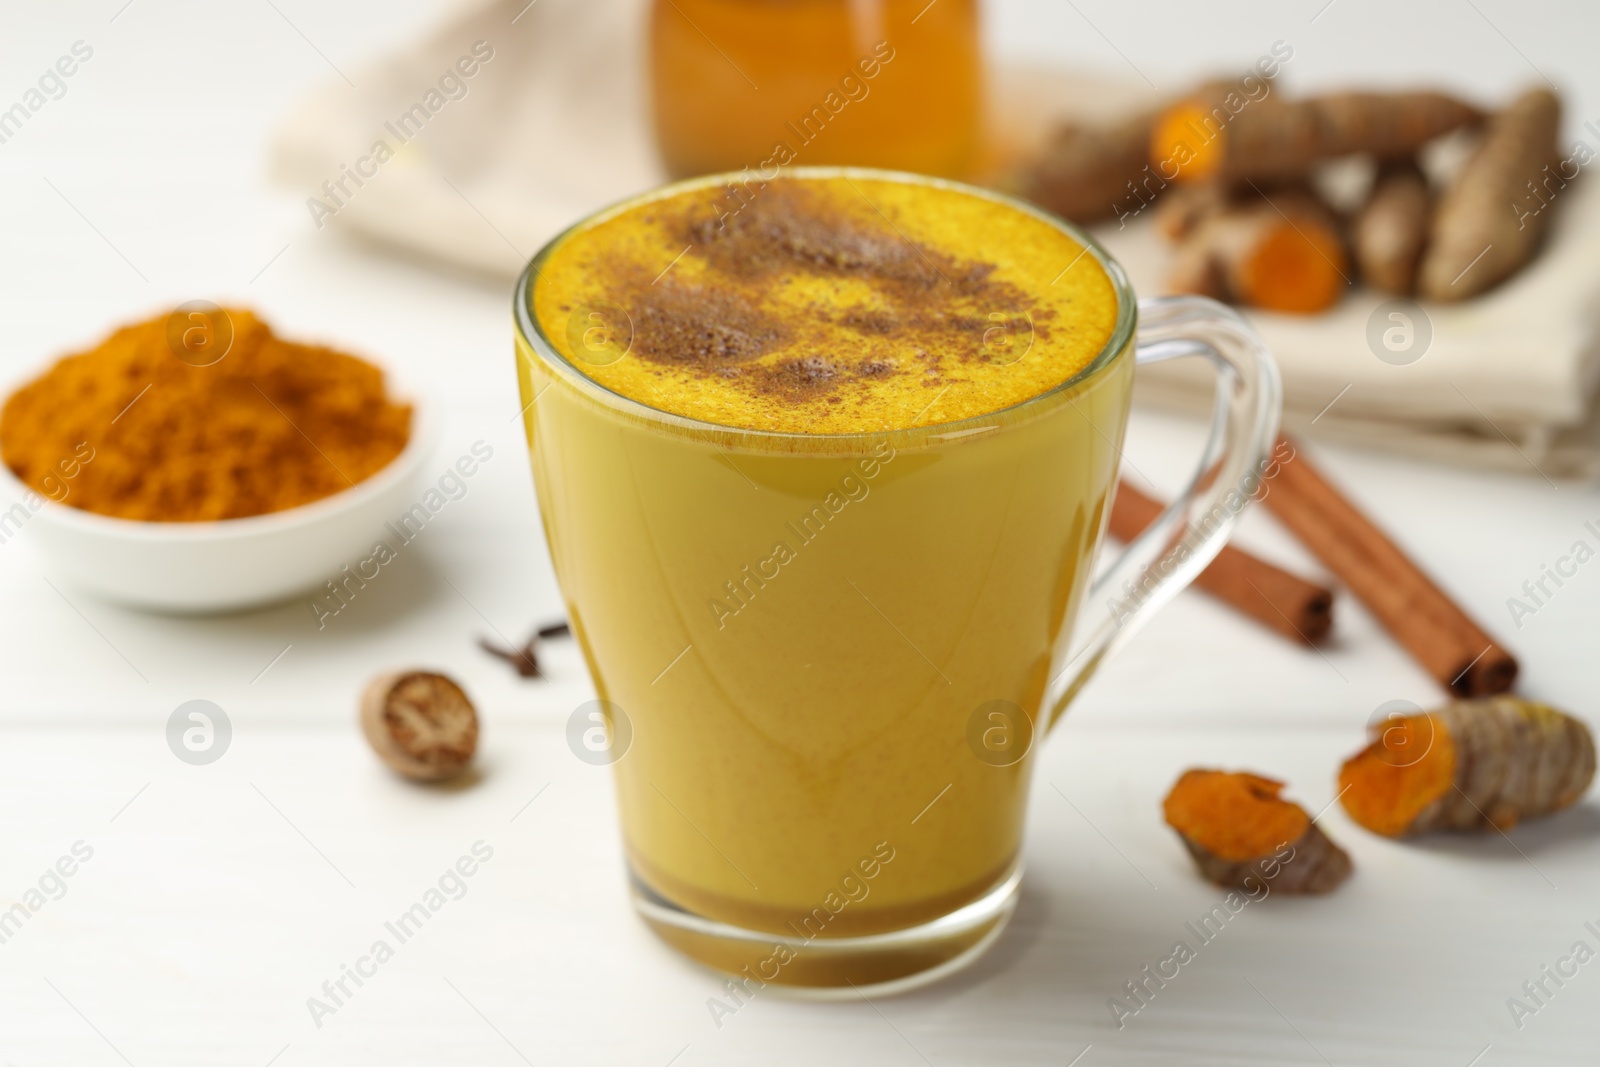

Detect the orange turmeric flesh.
[
  {"left": 1339, "top": 714, "right": 1459, "bottom": 837},
  {"left": 1149, "top": 102, "right": 1226, "bottom": 183},
  {"left": 1235, "top": 219, "right": 1348, "bottom": 313},
  {"left": 1163, "top": 770, "right": 1310, "bottom": 861}
]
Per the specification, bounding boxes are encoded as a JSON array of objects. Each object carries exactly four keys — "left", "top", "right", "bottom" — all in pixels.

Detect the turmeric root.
[
  {"left": 1339, "top": 696, "right": 1595, "bottom": 837},
  {"left": 1163, "top": 769, "right": 1352, "bottom": 893},
  {"left": 1166, "top": 188, "right": 1349, "bottom": 313},
  {"left": 1354, "top": 161, "right": 1431, "bottom": 295},
  {"left": 1014, "top": 108, "right": 1165, "bottom": 225},
  {"left": 1155, "top": 181, "right": 1229, "bottom": 241},
  {"left": 1015, "top": 75, "right": 1274, "bottom": 225},
  {"left": 1152, "top": 90, "right": 1482, "bottom": 185},
  {"left": 1417, "top": 88, "right": 1563, "bottom": 302}
]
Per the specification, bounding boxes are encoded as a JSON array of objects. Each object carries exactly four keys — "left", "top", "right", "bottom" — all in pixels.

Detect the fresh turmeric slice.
[
  {"left": 1340, "top": 696, "right": 1595, "bottom": 836},
  {"left": 1151, "top": 90, "right": 1482, "bottom": 184},
  {"left": 1166, "top": 189, "right": 1349, "bottom": 313},
  {"left": 1417, "top": 87, "right": 1562, "bottom": 302},
  {"left": 1163, "top": 769, "right": 1352, "bottom": 893}
]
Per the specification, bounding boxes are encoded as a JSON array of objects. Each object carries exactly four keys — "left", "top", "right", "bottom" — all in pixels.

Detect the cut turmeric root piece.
[
  {"left": 1340, "top": 697, "right": 1595, "bottom": 837},
  {"left": 1163, "top": 769, "right": 1352, "bottom": 893},
  {"left": 1151, "top": 90, "right": 1482, "bottom": 185},
  {"left": 1150, "top": 100, "right": 1235, "bottom": 183},
  {"left": 1167, "top": 195, "right": 1348, "bottom": 313}
]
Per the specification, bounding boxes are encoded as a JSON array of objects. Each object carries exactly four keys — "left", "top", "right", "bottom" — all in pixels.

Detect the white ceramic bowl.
[{"left": 0, "top": 403, "right": 436, "bottom": 613}]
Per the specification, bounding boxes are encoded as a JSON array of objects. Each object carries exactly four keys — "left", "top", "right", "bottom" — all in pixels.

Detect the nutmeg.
[{"left": 360, "top": 671, "right": 478, "bottom": 781}]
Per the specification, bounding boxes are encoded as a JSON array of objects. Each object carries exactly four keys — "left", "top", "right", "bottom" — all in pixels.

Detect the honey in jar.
[{"left": 649, "top": 0, "right": 983, "bottom": 179}]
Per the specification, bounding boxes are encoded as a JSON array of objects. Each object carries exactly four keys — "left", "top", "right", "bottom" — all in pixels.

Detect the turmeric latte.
[
  {"left": 1, "top": 309, "right": 411, "bottom": 522},
  {"left": 532, "top": 174, "right": 1118, "bottom": 433},
  {"left": 516, "top": 173, "right": 1141, "bottom": 983}
]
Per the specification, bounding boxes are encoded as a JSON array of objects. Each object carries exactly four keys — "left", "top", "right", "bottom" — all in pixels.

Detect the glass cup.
[{"left": 514, "top": 168, "right": 1280, "bottom": 995}]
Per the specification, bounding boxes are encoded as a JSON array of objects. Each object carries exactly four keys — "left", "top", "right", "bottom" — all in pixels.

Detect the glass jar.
[{"left": 650, "top": 0, "right": 983, "bottom": 179}]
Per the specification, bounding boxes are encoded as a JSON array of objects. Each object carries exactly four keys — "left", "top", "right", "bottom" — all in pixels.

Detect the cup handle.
[{"left": 1041, "top": 295, "right": 1282, "bottom": 732}]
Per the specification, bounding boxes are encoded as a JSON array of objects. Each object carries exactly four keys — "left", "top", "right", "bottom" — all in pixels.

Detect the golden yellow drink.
[{"left": 516, "top": 171, "right": 1135, "bottom": 988}]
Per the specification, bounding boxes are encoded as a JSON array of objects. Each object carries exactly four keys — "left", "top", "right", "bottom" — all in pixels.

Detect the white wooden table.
[{"left": 2, "top": 2, "right": 1598, "bottom": 1064}]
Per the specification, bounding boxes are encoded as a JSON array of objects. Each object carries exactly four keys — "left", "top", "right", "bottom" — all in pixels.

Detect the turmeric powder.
[
  {"left": 1, "top": 307, "right": 411, "bottom": 522},
  {"left": 1163, "top": 769, "right": 1352, "bottom": 893},
  {"left": 1339, "top": 696, "right": 1594, "bottom": 836}
]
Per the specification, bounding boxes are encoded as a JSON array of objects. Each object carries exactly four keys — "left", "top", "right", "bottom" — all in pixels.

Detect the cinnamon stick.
[
  {"left": 1109, "top": 480, "right": 1334, "bottom": 644},
  {"left": 1263, "top": 436, "right": 1517, "bottom": 696}
]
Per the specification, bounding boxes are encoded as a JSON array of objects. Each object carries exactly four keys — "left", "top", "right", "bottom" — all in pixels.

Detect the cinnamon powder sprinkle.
[
  {"left": 625, "top": 274, "right": 790, "bottom": 367},
  {"left": 609, "top": 180, "right": 1043, "bottom": 399},
  {"left": 532, "top": 175, "right": 1118, "bottom": 433}
]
